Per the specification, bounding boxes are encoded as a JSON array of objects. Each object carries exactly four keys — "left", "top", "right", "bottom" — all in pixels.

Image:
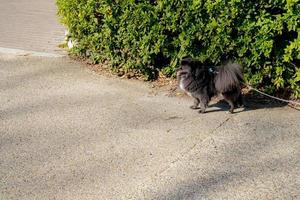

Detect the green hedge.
[{"left": 57, "top": 0, "right": 300, "bottom": 97}]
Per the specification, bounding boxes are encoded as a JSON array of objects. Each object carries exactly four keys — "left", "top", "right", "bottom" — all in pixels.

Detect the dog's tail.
[{"left": 215, "top": 62, "right": 244, "bottom": 93}]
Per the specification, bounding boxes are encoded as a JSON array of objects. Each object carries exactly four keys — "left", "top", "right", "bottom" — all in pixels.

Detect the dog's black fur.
[{"left": 177, "top": 57, "right": 244, "bottom": 113}]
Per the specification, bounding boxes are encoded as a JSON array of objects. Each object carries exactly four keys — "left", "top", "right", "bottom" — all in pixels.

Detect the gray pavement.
[
  {"left": 0, "top": 55, "right": 299, "bottom": 200},
  {"left": 0, "top": 0, "right": 300, "bottom": 199},
  {"left": 0, "top": 0, "right": 65, "bottom": 53}
]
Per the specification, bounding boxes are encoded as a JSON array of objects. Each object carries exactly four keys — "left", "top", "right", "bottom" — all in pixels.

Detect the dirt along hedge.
[{"left": 56, "top": 0, "right": 300, "bottom": 98}]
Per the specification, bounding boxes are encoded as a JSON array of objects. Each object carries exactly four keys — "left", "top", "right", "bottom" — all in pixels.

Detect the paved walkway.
[
  {"left": 0, "top": 1, "right": 300, "bottom": 200},
  {"left": 0, "top": 0, "right": 65, "bottom": 53},
  {"left": 1, "top": 55, "right": 299, "bottom": 200}
]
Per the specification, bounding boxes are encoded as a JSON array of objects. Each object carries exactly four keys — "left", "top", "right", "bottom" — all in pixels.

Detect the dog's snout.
[{"left": 177, "top": 70, "right": 188, "bottom": 77}]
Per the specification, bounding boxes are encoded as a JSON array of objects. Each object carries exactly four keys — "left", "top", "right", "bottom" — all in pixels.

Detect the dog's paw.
[
  {"left": 228, "top": 109, "right": 234, "bottom": 114},
  {"left": 190, "top": 105, "right": 199, "bottom": 110},
  {"left": 199, "top": 109, "right": 206, "bottom": 114}
]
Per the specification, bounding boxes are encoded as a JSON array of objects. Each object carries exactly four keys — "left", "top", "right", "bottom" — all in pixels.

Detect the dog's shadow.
[{"left": 205, "top": 92, "right": 288, "bottom": 114}]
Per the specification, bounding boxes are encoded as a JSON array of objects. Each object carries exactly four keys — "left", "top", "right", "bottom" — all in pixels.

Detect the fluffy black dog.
[{"left": 177, "top": 57, "right": 244, "bottom": 113}]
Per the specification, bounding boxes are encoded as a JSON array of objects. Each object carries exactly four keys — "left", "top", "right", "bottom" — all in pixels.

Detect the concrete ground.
[
  {"left": 0, "top": 0, "right": 300, "bottom": 200},
  {"left": 0, "top": 0, "right": 65, "bottom": 53}
]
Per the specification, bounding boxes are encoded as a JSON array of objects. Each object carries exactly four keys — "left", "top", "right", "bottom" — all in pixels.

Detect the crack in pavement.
[
  {"left": 156, "top": 116, "right": 233, "bottom": 176},
  {"left": 127, "top": 115, "right": 234, "bottom": 199}
]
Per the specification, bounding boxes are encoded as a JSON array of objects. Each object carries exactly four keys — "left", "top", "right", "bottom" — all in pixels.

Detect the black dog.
[{"left": 177, "top": 57, "right": 244, "bottom": 113}]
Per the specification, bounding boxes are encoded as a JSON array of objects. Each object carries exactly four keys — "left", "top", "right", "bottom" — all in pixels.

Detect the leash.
[{"left": 246, "top": 85, "right": 300, "bottom": 107}]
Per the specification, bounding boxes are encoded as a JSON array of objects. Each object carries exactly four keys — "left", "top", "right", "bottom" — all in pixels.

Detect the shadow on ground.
[{"left": 206, "top": 90, "right": 288, "bottom": 114}]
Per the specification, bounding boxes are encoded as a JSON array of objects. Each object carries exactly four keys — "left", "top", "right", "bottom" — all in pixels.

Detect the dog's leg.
[
  {"left": 190, "top": 98, "right": 200, "bottom": 109},
  {"left": 223, "top": 94, "right": 235, "bottom": 113},
  {"left": 237, "top": 93, "right": 244, "bottom": 108},
  {"left": 198, "top": 95, "right": 209, "bottom": 114}
]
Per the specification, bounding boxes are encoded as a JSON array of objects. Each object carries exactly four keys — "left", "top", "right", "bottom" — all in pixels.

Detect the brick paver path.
[{"left": 0, "top": 0, "right": 65, "bottom": 53}]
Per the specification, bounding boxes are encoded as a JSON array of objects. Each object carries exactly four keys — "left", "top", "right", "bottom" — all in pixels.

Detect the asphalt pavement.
[{"left": 0, "top": 0, "right": 299, "bottom": 199}]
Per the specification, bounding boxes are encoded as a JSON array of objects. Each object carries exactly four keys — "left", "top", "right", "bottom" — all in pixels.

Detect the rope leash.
[{"left": 247, "top": 85, "right": 300, "bottom": 106}]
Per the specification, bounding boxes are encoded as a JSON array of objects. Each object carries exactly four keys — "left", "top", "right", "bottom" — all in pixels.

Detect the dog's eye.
[{"left": 176, "top": 66, "right": 182, "bottom": 70}]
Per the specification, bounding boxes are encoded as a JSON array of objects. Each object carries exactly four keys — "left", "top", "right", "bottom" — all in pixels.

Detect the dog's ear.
[{"left": 181, "top": 57, "right": 194, "bottom": 66}]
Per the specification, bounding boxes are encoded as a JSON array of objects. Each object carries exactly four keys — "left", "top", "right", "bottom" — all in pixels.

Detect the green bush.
[{"left": 57, "top": 0, "right": 300, "bottom": 97}]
